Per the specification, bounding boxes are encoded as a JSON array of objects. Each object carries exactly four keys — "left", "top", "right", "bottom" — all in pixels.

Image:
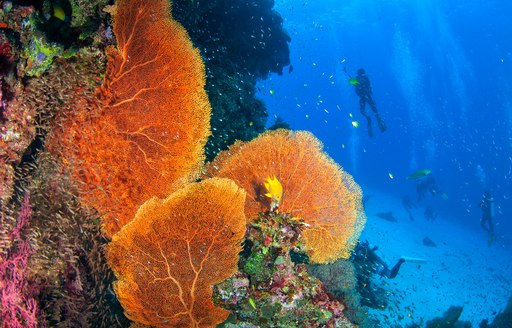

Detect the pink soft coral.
[{"left": 0, "top": 194, "right": 39, "bottom": 328}]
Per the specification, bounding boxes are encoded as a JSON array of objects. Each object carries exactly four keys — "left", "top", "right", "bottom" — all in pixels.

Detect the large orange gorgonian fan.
[
  {"left": 46, "top": 0, "right": 211, "bottom": 237},
  {"left": 206, "top": 129, "right": 366, "bottom": 264},
  {"left": 107, "top": 178, "right": 246, "bottom": 328}
]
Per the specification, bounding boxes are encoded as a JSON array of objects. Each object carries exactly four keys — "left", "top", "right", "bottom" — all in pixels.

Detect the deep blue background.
[{"left": 257, "top": 0, "right": 512, "bottom": 242}]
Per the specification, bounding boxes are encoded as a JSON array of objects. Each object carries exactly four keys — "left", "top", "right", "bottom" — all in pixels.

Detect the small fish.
[
  {"left": 269, "top": 89, "right": 275, "bottom": 95},
  {"left": 406, "top": 169, "right": 431, "bottom": 180},
  {"left": 348, "top": 78, "right": 359, "bottom": 85},
  {"left": 351, "top": 121, "right": 359, "bottom": 128},
  {"left": 53, "top": 4, "right": 67, "bottom": 21},
  {"left": 376, "top": 211, "right": 397, "bottom": 222},
  {"left": 422, "top": 237, "right": 437, "bottom": 247},
  {"left": 248, "top": 297, "right": 257, "bottom": 310},
  {"left": 264, "top": 176, "right": 283, "bottom": 210}
]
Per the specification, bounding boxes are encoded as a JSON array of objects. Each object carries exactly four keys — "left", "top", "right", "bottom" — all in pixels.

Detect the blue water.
[{"left": 257, "top": 0, "right": 512, "bottom": 243}]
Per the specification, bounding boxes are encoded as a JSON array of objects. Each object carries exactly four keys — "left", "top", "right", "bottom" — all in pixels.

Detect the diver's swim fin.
[
  {"left": 488, "top": 233, "right": 496, "bottom": 247},
  {"left": 367, "top": 123, "right": 374, "bottom": 138},
  {"left": 364, "top": 116, "right": 374, "bottom": 137},
  {"left": 377, "top": 118, "right": 387, "bottom": 132},
  {"left": 401, "top": 256, "right": 428, "bottom": 263}
]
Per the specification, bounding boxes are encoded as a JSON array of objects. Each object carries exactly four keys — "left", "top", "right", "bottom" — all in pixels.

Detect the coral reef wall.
[
  {"left": 1, "top": 1, "right": 365, "bottom": 327},
  {"left": 172, "top": 0, "right": 291, "bottom": 159},
  {"left": 1, "top": 2, "right": 131, "bottom": 326}
]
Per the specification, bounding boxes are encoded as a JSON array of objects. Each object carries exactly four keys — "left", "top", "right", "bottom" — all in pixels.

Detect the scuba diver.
[
  {"left": 415, "top": 175, "right": 440, "bottom": 202},
  {"left": 408, "top": 169, "right": 448, "bottom": 202},
  {"left": 424, "top": 205, "right": 438, "bottom": 222},
  {"left": 402, "top": 195, "right": 417, "bottom": 221},
  {"left": 351, "top": 240, "right": 425, "bottom": 309},
  {"left": 349, "top": 68, "right": 387, "bottom": 137},
  {"left": 479, "top": 190, "right": 496, "bottom": 245},
  {"left": 352, "top": 241, "right": 405, "bottom": 279}
]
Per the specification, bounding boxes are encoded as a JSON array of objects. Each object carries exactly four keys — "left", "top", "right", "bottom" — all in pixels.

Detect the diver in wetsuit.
[
  {"left": 353, "top": 241, "right": 405, "bottom": 279},
  {"left": 353, "top": 68, "right": 387, "bottom": 137},
  {"left": 479, "top": 190, "right": 496, "bottom": 245}
]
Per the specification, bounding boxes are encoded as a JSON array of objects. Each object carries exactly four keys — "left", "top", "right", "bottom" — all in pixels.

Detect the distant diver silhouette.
[
  {"left": 415, "top": 175, "right": 440, "bottom": 202},
  {"left": 401, "top": 195, "right": 416, "bottom": 221},
  {"left": 479, "top": 190, "right": 496, "bottom": 246},
  {"left": 350, "top": 68, "right": 387, "bottom": 137},
  {"left": 424, "top": 206, "right": 438, "bottom": 222}
]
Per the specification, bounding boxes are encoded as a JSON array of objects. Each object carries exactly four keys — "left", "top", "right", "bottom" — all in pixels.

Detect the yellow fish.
[
  {"left": 264, "top": 176, "right": 283, "bottom": 210},
  {"left": 53, "top": 4, "right": 66, "bottom": 21},
  {"left": 406, "top": 169, "right": 431, "bottom": 180}
]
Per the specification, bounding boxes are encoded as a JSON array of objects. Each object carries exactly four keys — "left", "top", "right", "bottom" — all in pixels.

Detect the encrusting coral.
[
  {"left": 309, "top": 259, "right": 371, "bottom": 326},
  {"left": 214, "top": 210, "right": 356, "bottom": 327},
  {"left": 206, "top": 129, "right": 366, "bottom": 264},
  {"left": 107, "top": 178, "right": 246, "bottom": 328},
  {"left": 47, "top": 0, "right": 211, "bottom": 237},
  {"left": 0, "top": 29, "right": 36, "bottom": 207}
]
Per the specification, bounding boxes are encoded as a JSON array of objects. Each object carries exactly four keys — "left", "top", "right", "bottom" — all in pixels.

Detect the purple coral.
[{"left": 0, "top": 194, "right": 39, "bottom": 328}]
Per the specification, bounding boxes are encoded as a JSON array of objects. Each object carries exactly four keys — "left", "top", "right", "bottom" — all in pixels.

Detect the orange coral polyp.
[
  {"left": 107, "top": 178, "right": 246, "bottom": 328},
  {"left": 206, "top": 129, "right": 366, "bottom": 264}
]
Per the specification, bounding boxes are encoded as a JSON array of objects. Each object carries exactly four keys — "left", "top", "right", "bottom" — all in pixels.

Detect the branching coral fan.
[
  {"left": 206, "top": 129, "right": 366, "bottom": 264},
  {"left": 47, "top": 0, "right": 211, "bottom": 237},
  {"left": 107, "top": 178, "right": 246, "bottom": 328}
]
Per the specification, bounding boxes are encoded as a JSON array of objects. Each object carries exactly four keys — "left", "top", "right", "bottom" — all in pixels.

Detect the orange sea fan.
[
  {"left": 206, "top": 129, "right": 366, "bottom": 263},
  {"left": 47, "top": 0, "right": 211, "bottom": 237},
  {"left": 107, "top": 178, "right": 246, "bottom": 328}
]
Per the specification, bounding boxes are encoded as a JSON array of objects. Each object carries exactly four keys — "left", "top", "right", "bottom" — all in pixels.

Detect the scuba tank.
[{"left": 488, "top": 196, "right": 495, "bottom": 217}]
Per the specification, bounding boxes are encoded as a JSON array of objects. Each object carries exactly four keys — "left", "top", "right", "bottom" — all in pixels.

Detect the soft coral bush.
[{"left": 0, "top": 194, "right": 39, "bottom": 328}]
